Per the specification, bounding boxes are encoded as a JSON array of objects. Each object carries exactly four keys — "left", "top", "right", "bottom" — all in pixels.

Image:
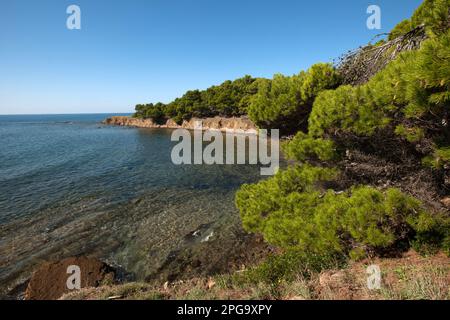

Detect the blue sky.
[{"left": 0, "top": 0, "right": 422, "bottom": 115}]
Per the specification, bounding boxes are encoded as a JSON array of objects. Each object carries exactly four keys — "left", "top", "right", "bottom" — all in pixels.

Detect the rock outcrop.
[
  {"left": 103, "top": 116, "right": 157, "bottom": 128},
  {"left": 103, "top": 116, "right": 258, "bottom": 134},
  {"left": 24, "top": 257, "right": 115, "bottom": 300}
]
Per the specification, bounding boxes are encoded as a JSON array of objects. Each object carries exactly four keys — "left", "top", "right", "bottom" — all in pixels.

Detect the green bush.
[
  {"left": 422, "top": 147, "right": 450, "bottom": 168},
  {"left": 395, "top": 125, "right": 425, "bottom": 142},
  {"left": 248, "top": 63, "right": 340, "bottom": 133},
  {"left": 300, "top": 63, "right": 342, "bottom": 103},
  {"left": 134, "top": 75, "right": 261, "bottom": 123},
  {"left": 389, "top": 19, "right": 413, "bottom": 40},
  {"left": 309, "top": 31, "right": 449, "bottom": 167},
  {"left": 236, "top": 165, "right": 447, "bottom": 258},
  {"left": 247, "top": 73, "right": 303, "bottom": 131},
  {"left": 134, "top": 102, "right": 167, "bottom": 123},
  {"left": 236, "top": 164, "right": 339, "bottom": 232},
  {"left": 411, "top": 0, "right": 450, "bottom": 37},
  {"left": 283, "top": 132, "right": 336, "bottom": 161},
  {"left": 403, "top": 29, "right": 450, "bottom": 118},
  {"left": 308, "top": 85, "right": 391, "bottom": 137},
  {"left": 389, "top": 0, "right": 449, "bottom": 39}
]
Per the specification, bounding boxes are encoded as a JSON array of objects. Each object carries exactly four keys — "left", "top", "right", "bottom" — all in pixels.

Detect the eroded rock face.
[
  {"left": 165, "top": 118, "right": 179, "bottom": 128},
  {"left": 24, "top": 257, "right": 115, "bottom": 300},
  {"left": 103, "top": 116, "right": 156, "bottom": 128},
  {"left": 183, "top": 117, "right": 258, "bottom": 133},
  {"left": 103, "top": 116, "right": 258, "bottom": 134}
]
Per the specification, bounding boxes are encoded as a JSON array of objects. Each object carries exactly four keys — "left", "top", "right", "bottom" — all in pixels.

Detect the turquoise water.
[{"left": 0, "top": 114, "right": 263, "bottom": 294}]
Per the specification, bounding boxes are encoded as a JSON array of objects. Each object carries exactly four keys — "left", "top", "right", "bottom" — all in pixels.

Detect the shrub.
[
  {"left": 236, "top": 166, "right": 447, "bottom": 258},
  {"left": 395, "top": 125, "right": 425, "bottom": 142},
  {"left": 422, "top": 147, "right": 450, "bottom": 168},
  {"left": 247, "top": 73, "right": 303, "bottom": 131},
  {"left": 300, "top": 63, "right": 342, "bottom": 103},
  {"left": 309, "top": 31, "right": 449, "bottom": 167},
  {"left": 389, "top": 19, "right": 413, "bottom": 40},
  {"left": 308, "top": 85, "right": 391, "bottom": 137},
  {"left": 283, "top": 132, "right": 337, "bottom": 161},
  {"left": 248, "top": 63, "right": 340, "bottom": 133},
  {"left": 403, "top": 29, "right": 450, "bottom": 118},
  {"left": 389, "top": 0, "right": 449, "bottom": 39},
  {"left": 411, "top": 0, "right": 450, "bottom": 37},
  {"left": 134, "top": 76, "right": 260, "bottom": 122},
  {"left": 236, "top": 165, "right": 339, "bottom": 232}
]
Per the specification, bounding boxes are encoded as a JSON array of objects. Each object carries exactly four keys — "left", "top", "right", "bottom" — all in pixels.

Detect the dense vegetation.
[
  {"left": 236, "top": 165, "right": 449, "bottom": 259},
  {"left": 309, "top": 28, "right": 450, "bottom": 167},
  {"left": 132, "top": 0, "right": 449, "bottom": 266},
  {"left": 247, "top": 63, "right": 341, "bottom": 133},
  {"left": 389, "top": 0, "right": 449, "bottom": 40},
  {"left": 134, "top": 75, "right": 261, "bottom": 123},
  {"left": 134, "top": 64, "right": 341, "bottom": 134},
  {"left": 236, "top": 0, "right": 450, "bottom": 265}
]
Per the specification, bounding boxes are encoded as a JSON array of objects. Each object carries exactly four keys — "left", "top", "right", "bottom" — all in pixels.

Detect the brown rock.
[
  {"left": 104, "top": 116, "right": 258, "bottom": 134},
  {"left": 441, "top": 197, "right": 450, "bottom": 208},
  {"left": 103, "top": 116, "right": 155, "bottom": 128},
  {"left": 24, "top": 256, "right": 115, "bottom": 300},
  {"left": 165, "top": 119, "right": 179, "bottom": 128}
]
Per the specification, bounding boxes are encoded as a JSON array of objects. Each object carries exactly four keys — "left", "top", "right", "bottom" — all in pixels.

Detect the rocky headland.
[{"left": 103, "top": 116, "right": 258, "bottom": 135}]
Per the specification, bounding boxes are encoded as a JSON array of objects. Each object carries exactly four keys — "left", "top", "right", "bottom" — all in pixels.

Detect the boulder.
[
  {"left": 24, "top": 256, "right": 115, "bottom": 300},
  {"left": 441, "top": 197, "right": 450, "bottom": 209}
]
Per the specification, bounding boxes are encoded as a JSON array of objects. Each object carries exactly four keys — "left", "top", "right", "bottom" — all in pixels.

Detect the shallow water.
[{"left": 0, "top": 114, "right": 267, "bottom": 294}]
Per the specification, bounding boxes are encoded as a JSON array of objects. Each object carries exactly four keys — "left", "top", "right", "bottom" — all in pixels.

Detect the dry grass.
[{"left": 61, "top": 250, "right": 449, "bottom": 300}]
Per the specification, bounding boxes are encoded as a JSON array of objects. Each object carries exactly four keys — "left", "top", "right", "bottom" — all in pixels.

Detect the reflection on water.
[{"left": 0, "top": 114, "right": 273, "bottom": 295}]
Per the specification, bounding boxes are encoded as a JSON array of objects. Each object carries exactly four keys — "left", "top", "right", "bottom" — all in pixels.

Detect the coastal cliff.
[{"left": 103, "top": 116, "right": 258, "bottom": 134}]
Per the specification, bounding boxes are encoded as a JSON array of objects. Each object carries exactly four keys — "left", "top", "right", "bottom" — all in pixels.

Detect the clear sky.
[{"left": 0, "top": 0, "right": 423, "bottom": 115}]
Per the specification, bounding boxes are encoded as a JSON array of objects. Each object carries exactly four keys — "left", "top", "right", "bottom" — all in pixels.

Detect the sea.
[{"left": 0, "top": 113, "right": 265, "bottom": 295}]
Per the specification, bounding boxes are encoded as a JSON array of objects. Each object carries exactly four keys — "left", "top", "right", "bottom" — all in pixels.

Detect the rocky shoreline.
[
  {"left": 103, "top": 116, "right": 259, "bottom": 135},
  {"left": 11, "top": 232, "right": 272, "bottom": 300}
]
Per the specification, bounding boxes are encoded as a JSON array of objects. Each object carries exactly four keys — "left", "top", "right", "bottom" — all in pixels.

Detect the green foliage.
[
  {"left": 389, "top": 19, "right": 413, "bottom": 40},
  {"left": 422, "top": 147, "right": 450, "bottom": 168},
  {"left": 349, "top": 247, "right": 367, "bottom": 261},
  {"left": 309, "top": 30, "right": 449, "bottom": 161},
  {"left": 308, "top": 85, "right": 391, "bottom": 137},
  {"left": 395, "top": 125, "right": 425, "bottom": 142},
  {"left": 236, "top": 166, "right": 447, "bottom": 258},
  {"left": 389, "top": 0, "right": 449, "bottom": 39},
  {"left": 343, "top": 187, "right": 431, "bottom": 248},
  {"left": 283, "top": 132, "right": 336, "bottom": 161},
  {"left": 135, "top": 102, "right": 166, "bottom": 123},
  {"left": 233, "top": 0, "right": 450, "bottom": 283},
  {"left": 236, "top": 164, "right": 339, "bottom": 233},
  {"left": 300, "top": 63, "right": 342, "bottom": 102},
  {"left": 411, "top": 0, "right": 450, "bottom": 37},
  {"left": 411, "top": 212, "right": 450, "bottom": 255},
  {"left": 247, "top": 73, "right": 303, "bottom": 131},
  {"left": 403, "top": 30, "right": 450, "bottom": 118},
  {"left": 248, "top": 63, "right": 340, "bottom": 132},
  {"left": 134, "top": 75, "right": 260, "bottom": 123}
]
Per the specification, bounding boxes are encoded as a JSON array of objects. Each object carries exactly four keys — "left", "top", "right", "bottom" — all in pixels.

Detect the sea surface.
[{"left": 0, "top": 114, "right": 266, "bottom": 295}]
